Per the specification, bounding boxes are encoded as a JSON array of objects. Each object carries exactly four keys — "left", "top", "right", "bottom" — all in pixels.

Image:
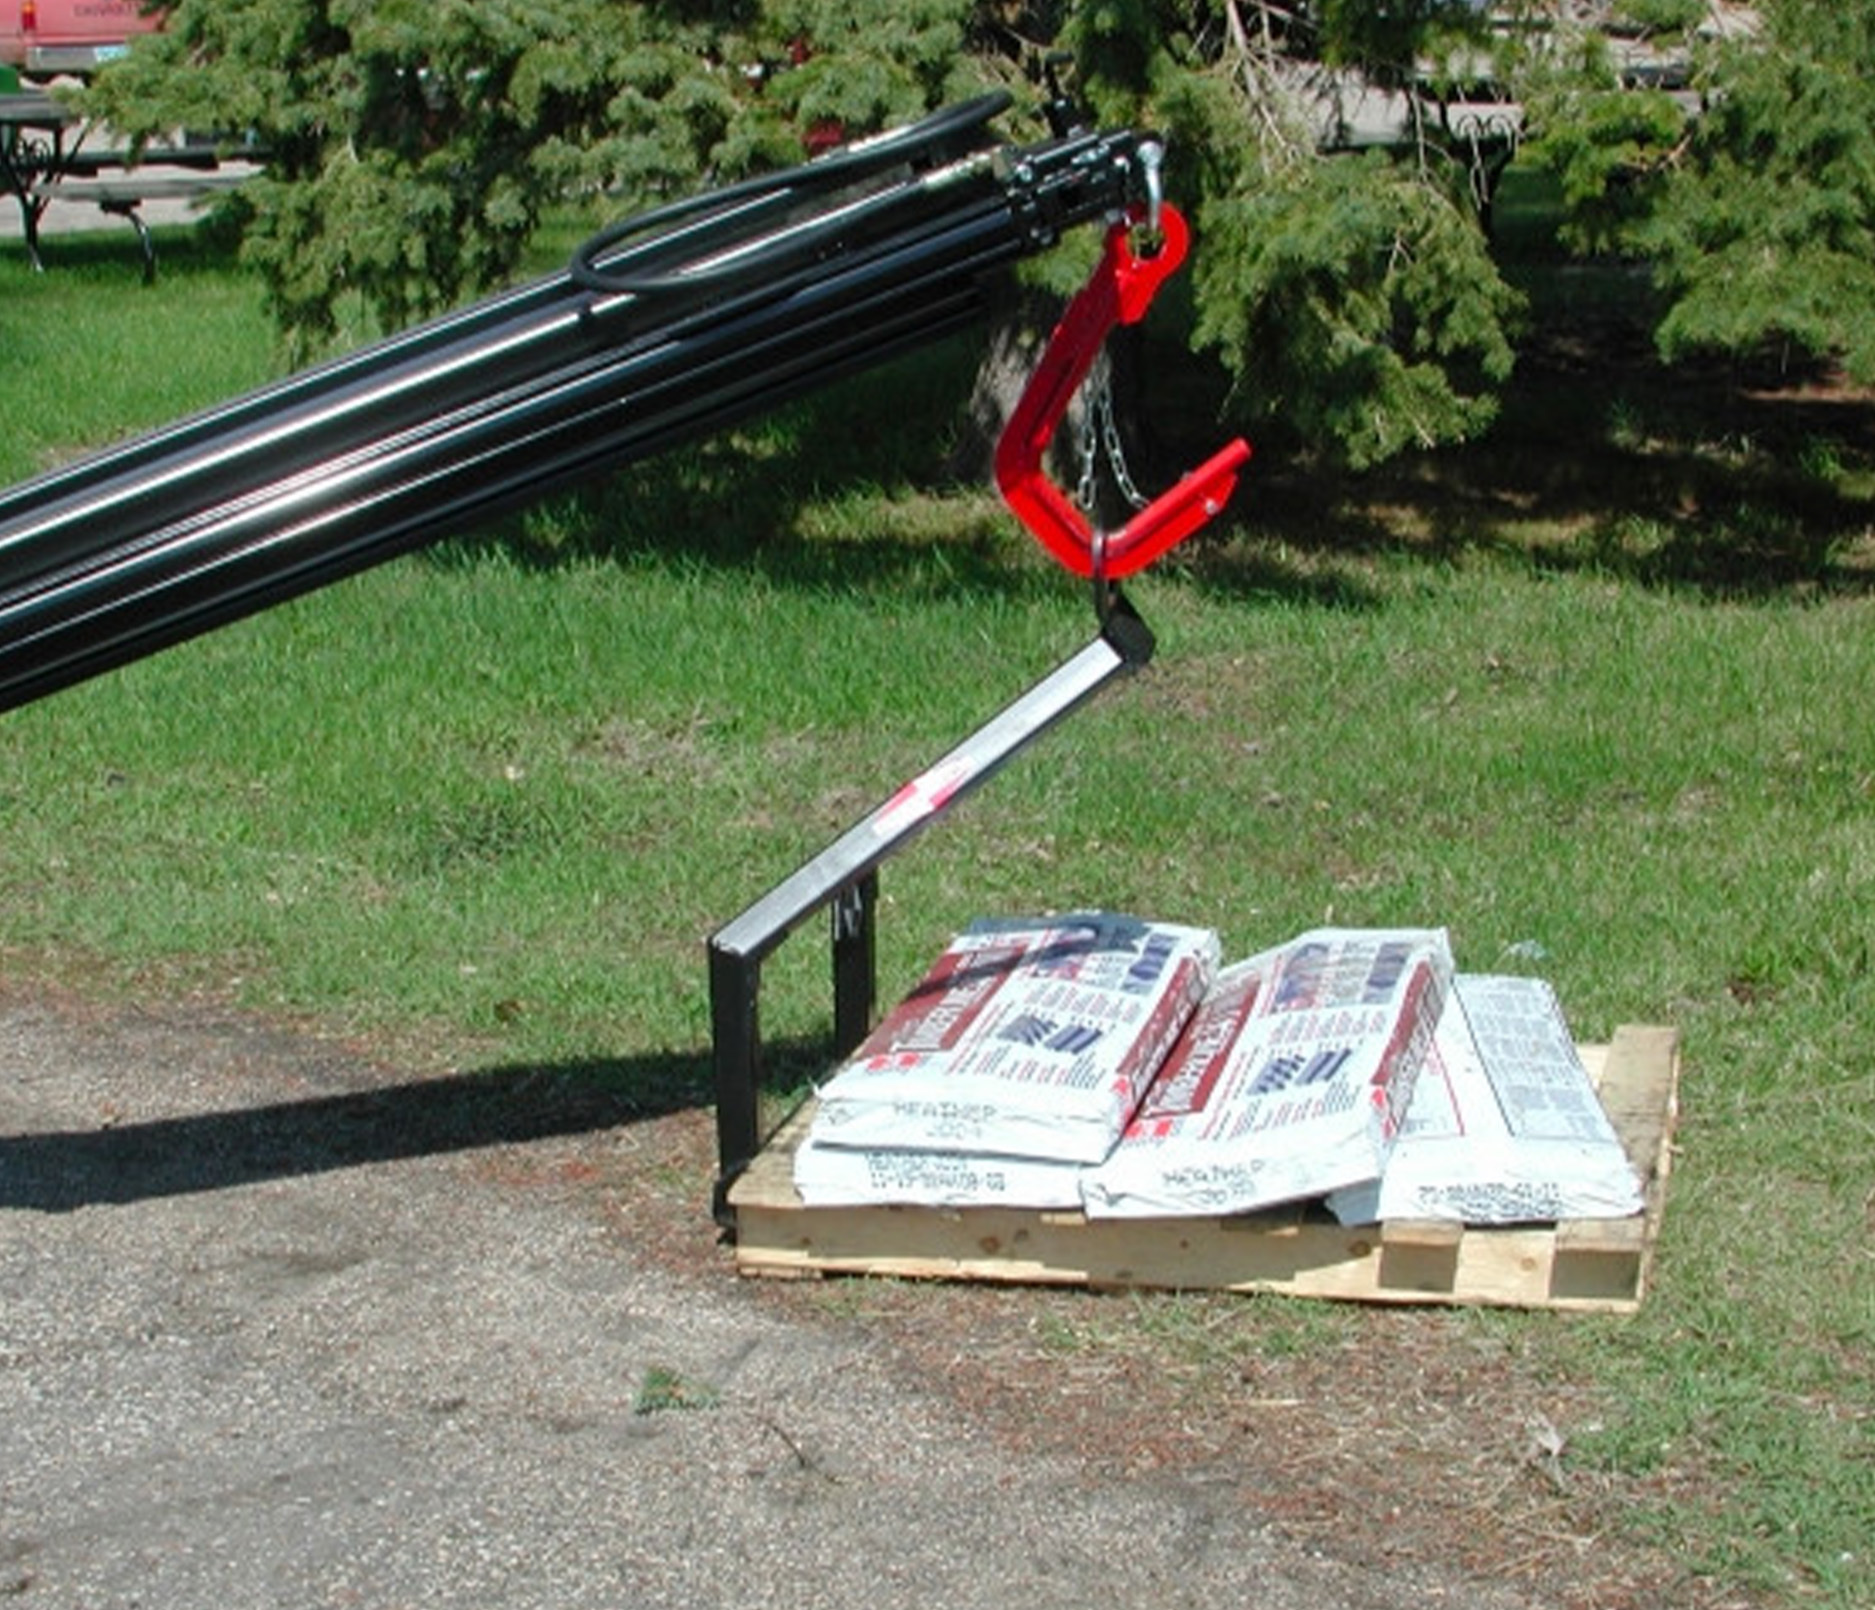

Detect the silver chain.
[{"left": 1074, "top": 357, "right": 1150, "bottom": 516}]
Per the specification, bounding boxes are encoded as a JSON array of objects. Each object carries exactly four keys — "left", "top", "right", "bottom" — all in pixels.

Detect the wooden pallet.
[{"left": 729, "top": 1024, "right": 1680, "bottom": 1313}]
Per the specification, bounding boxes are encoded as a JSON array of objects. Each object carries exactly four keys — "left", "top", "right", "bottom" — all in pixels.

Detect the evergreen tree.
[
  {"left": 104, "top": 3, "right": 1875, "bottom": 471},
  {"left": 1521, "top": 0, "right": 1875, "bottom": 383},
  {"left": 84, "top": 1, "right": 992, "bottom": 357},
  {"left": 87, "top": 3, "right": 1875, "bottom": 468},
  {"left": 1064, "top": 2, "right": 1522, "bottom": 467},
  {"left": 86, "top": 1, "right": 1530, "bottom": 468},
  {"left": 1643, "top": 1, "right": 1875, "bottom": 382}
]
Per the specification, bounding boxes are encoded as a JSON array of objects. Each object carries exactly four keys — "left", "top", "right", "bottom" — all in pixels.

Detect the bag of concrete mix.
[
  {"left": 1080, "top": 927, "right": 1453, "bottom": 1218},
  {"left": 1326, "top": 974, "right": 1645, "bottom": 1226},
  {"left": 802, "top": 912, "right": 1219, "bottom": 1168}
]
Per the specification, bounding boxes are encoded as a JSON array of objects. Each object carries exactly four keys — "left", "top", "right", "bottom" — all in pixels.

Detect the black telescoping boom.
[{"left": 0, "top": 96, "right": 1189, "bottom": 715}]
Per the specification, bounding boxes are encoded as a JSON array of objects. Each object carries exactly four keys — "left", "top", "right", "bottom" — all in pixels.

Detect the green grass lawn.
[{"left": 1, "top": 213, "right": 1871, "bottom": 1607}]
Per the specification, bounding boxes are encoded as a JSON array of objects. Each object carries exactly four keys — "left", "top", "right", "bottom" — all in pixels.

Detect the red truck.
[{"left": 0, "top": 1, "right": 162, "bottom": 78}]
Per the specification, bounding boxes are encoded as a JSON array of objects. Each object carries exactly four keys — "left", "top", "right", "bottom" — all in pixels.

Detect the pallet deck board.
[{"left": 729, "top": 1024, "right": 1680, "bottom": 1312}]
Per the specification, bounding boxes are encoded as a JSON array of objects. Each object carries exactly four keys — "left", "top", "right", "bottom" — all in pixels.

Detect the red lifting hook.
[{"left": 994, "top": 205, "right": 1252, "bottom": 581}]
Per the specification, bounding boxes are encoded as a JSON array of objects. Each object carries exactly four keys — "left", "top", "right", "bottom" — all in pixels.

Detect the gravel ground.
[{"left": 0, "top": 988, "right": 1566, "bottom": 1610}]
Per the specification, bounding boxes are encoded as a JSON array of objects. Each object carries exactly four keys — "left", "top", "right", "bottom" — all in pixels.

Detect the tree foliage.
[
  {"left": 1522, "top": 0, "right": 1875, "bottom": 383},
  {"left": 1642, "top": 5, "right": 1875, "bottom": 382},
  {"left": 1193, "top": 151, "right": 1518, "bottom": 468},
  {"left": 1518, "top": 25, "right": 1690, "bottom": 258},
  {"left": 1060, "top": 2, "right": 1522, "bottom": 465},
  {"left": 83, "top": 2, "right": 1875, "bottom": 467},
  {"left": 85, "top": 0, "right": 1529, "bottom": 467}
]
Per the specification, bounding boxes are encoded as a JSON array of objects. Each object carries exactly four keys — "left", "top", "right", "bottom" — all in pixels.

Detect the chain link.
[
  {"left": 1074, "top": 356, "right": 1104, "bottom": 513},
  {"left": 1074, "top": 355, "right": 1150, "bottom": 516}
]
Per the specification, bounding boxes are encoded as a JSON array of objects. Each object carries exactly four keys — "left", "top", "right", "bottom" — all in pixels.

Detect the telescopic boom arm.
[{"left": 0, "top": 95, "right": 1245, "bottom": 714}]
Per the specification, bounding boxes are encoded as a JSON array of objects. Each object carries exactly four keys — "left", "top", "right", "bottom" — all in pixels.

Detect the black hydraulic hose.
[{"left": 566, "top": 91, "right": 1012, "bottom": 297}]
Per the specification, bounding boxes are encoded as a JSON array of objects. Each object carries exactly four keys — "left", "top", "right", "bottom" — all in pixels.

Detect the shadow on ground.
[{"left": 0, "top": 1046, "right": 713, "bottom": 1214}]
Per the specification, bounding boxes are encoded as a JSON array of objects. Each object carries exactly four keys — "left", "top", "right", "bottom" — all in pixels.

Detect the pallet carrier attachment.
[{"left": 708, "top": 188, "right": 1249, "bottom": 1207}]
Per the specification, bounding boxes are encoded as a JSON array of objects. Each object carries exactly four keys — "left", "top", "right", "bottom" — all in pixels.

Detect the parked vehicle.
[{"left": 0, "top": 1, "right": 163, "bottom": 78}]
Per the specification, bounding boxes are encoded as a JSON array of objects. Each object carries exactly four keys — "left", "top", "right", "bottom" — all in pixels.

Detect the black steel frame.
[{"left": 0, "top": 88, "right": 80, "bottom": 272}]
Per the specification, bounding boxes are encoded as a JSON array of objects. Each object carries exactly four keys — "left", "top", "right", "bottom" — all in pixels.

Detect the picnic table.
[
  {"left": 1, "top": 88, "right": 254, "bottom": 281},
  {"left": 0, "top": 88, "right": 75, "bottom": 271}
]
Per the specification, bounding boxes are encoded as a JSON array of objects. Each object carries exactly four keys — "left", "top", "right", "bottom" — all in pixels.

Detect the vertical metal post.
[
  {"left": 831, "top": 871, "right": 878, "bottom": 1058},
  {"left": 709, "top": 944, "right": 764, "bottom": 1218}
]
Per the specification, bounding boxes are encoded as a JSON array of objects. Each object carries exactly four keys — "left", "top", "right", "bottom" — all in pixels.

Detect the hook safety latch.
[{"left": 995, "top": 204, "right": 1252, "bottom": 580}]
